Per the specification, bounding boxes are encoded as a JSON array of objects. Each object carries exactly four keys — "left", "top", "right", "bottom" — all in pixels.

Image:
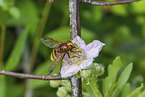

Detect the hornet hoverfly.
[{"left": 41, "top": 37, "right": 76, "bottom": 75}]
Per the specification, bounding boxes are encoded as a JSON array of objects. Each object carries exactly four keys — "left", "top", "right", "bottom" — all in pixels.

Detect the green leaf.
[
  {"left": 103, "top": 56, "right": 122, "bottom": 97},
  {"left": 5, "top": 26, "right": 30, "bottom": 71},
  {"left": 112, "top": 56, "right": 122, "bottom": 71},
  {"left": 9, "top": 6, "right": 21, "bottom": 19},
  {"left": 127, "top": 83, "right": 144, "bottom": 97},
  {"left": 0, "top": 76, "right": 6, "bottom": 97},
  {"left": 121, "top": 83, "right": 130, "bottom": 97},
  {"left": 110, "top": 63, "right": 133, "bottom": 97}
]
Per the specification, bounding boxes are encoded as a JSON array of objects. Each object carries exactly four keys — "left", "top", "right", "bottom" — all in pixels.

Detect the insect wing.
[
  {"left": 41, "top": 37, "right": 62, "bottom": 48},
  {"left": 47, "top": 61, "right": 58, "bottom": 75},
  {"left": 48, "top": 53, "right": 65, "bottom": 75}
]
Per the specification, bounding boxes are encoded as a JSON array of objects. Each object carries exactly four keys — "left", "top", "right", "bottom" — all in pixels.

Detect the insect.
[{"left": 41, "top": 37, "right": 76, "bottom": 75}]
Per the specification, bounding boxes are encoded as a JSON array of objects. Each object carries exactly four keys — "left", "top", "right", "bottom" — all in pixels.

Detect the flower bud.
[
  {"left": 93, "top": 63, "right": 104, "bottom": 76},
  {"left": 50, "top": 80, "right": 61, "bottom": 88},
  {"left": 66, "top": 94, "right": 71, "bottom": 97},
  {"left": 81, "top": 69, "right": 92, "bottom": 78},
  {"left": 57, "top": 87, "right": 68, "bottom": 97},
  {"left": 61, "top": 80, "right": 71, "bottom": 92}
]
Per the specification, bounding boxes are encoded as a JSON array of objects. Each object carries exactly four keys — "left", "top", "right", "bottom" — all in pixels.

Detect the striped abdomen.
[{"left": 50, "top": 48, "right": 62, "bottom": 61}]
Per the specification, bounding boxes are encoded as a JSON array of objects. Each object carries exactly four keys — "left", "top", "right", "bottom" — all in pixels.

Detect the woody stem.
[{"left": 69, "top": 0, "right": 82, "bottom": 97}]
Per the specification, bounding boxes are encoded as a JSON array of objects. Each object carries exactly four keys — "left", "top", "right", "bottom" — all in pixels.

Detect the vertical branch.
[
  {"left": 70, "top": 75, "right": 82, "bottom": 97},
  {"left": 0, "top": 25, "right": 6, "bottom": 68},
  {"left": 77, "top": 0, "right": 81, "bottom": 37},
  {"left": 69, "top": 0, "right": 82, "bottom": 97},
  {"left": 69, "top": 0, "right": 81, "bottom": 40}
]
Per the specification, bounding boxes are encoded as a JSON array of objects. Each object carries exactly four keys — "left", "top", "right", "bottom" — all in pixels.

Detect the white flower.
[{"left": 60, "top": 36, "right": 105, "bottom": 78}]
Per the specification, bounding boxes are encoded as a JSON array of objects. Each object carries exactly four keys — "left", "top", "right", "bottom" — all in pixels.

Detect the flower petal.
[
  {"left": 72, "top": 36, "right": 86, "bottom": 49},
  {"left": 84, "top": 40, "right": 105, "bottom": 58},
  {"left": 60, "top": 64, "right": 80, "bottom": 78},
  {"left": 79, "top": 58, "right": 93, "bottom": 69}
]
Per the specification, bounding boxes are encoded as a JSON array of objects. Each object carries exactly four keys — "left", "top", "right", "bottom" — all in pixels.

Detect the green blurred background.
[{"left": 0, "top": 0, "right": 145, "bottom": 97}]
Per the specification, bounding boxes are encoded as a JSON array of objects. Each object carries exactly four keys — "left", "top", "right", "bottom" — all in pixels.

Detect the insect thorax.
[{"left": 63, "top": 45, "right": 84, "bottom": 65}]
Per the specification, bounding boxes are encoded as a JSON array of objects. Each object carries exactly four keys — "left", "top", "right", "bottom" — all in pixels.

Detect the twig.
[
  {"left": 0, "top": 70, "right": 67, "bottom": 80},
  {"left": 49, "top": 0, "right": 54, "bottom": 2},
  {"left": 82, "top": 0, "right": 140, "bottom": 6}
]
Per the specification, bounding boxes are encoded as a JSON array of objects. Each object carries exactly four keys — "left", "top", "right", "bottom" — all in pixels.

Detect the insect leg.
[
  {"left": 67, "top": 50, "right": 71, "bottom": 58},
  {"left": 70, "top": 49, "right": 82, "bottom": 53}
]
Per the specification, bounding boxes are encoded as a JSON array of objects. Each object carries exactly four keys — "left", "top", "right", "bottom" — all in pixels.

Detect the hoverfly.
[{"left": 41, "top": 37, "right": 76, "bottom": 75}]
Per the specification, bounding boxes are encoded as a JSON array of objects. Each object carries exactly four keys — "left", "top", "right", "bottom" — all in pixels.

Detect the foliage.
[
  {"left": 0, "top": 0, "right": 145, "bottom": 97},
  {"left": 50, "top": 57, "right": 145, "bottom": 97},
  {"left": 82, "top": 57, "right": 144, "bottom": 97}
]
